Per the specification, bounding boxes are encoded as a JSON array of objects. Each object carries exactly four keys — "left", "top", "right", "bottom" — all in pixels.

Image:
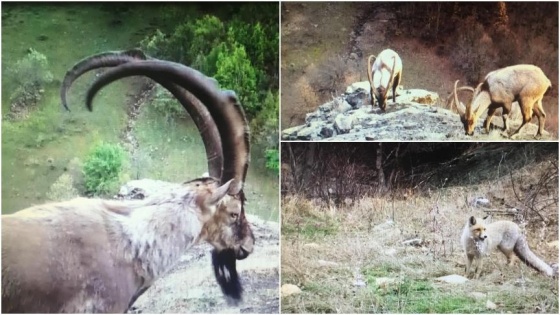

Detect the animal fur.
[
  {"left": 367, "top": 49, "right": 403, "bottom": 111},
  {"left": 453, "top": 64, "right": 551, "bottom": 137},
  {"left": 1, "top": 178, "right": 235, "bottom": 313},
  {"left": 2, "top": 50, "right": 256, "bottom": 313},
  {"left": 461, "top": 216, "right": 555, "bottom": 279}
]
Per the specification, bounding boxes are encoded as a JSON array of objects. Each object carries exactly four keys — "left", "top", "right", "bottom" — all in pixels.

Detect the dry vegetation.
[
  {"left": 281, "top": 2, "right": 558, "bottom": 137},
  {"left": 281, "top": 143, "right": 558, "bottom": 313}
]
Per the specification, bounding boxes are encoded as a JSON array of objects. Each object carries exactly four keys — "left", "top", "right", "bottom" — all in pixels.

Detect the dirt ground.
[
  {"left": 129, "top": 215, "right": 279, "bottom": 314},
  {"left": 280, "top": 2, "right": 558, "bottom": 137}
]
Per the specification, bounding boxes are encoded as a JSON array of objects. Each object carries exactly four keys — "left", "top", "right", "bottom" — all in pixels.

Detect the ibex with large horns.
[
  {"left": 2, "top": 50, "right": 255, "bottom": 313},
  {"left": 367, "top": 48, "right": 403, "bottom": 111},
  {"left": 452, "top": 64, "right": 551, "bottom": 137}
]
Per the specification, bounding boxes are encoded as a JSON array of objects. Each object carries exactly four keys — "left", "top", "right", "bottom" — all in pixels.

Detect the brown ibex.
[
  {"left": 2, "top": 50, "right": 255, "bottom": 313},
  {"left": 452, "top": 64, "right": 551, "bottom": 137},
  {"left": 367, "top": 48, "right": 403, "bottom": 111}
]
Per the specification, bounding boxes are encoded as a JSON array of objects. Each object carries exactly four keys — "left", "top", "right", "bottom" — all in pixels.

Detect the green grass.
[
  {"left": 282, "top": 215, "right": 339, "bottom": 238},
  {"left": 1, "top": 3, "right": 279, "bottom": 222}
]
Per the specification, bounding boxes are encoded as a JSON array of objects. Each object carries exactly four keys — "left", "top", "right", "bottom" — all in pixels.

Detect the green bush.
[
  {"left": 83, "top": 142, "right": 125, "bottom": 195},
  {"left": 265, "top": 149, "right": 279, "bottom": 172},
  {"left": 8, "top": 48, "right": 53, "bottom": 113},
  {"left": 137, "top": 11, "right": 278, "bottom": 138},
  {"left": 215, "top": 43, "right": 259, "bottom": 118}
]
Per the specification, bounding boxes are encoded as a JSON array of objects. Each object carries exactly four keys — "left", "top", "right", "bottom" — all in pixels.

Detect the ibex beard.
[{"left": 1, "top": 177, "right": 254, "bottom": 313}]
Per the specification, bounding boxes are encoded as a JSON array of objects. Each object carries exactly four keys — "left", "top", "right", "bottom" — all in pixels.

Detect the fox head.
[{"left": 468, "top": 216, "right": 490, "bottom": 240}]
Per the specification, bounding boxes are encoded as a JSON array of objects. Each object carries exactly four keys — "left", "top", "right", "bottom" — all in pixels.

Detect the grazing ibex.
[
  {"left": 367, "top": 48, "right": 403, "bottom": 111},
  {"left": 452, "top": 64, "right": 551, "bottom": 137},
  {"left": 2, "top": 50, "right": 255, "bottom": 313}
]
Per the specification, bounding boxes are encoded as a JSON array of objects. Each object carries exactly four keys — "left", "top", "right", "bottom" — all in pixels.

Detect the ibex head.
[
  {"left": 61, "top": 50, "right": 255, "bottom": 300},
  {"left": 452, "top": 80, "right": 478, "bottom": 135}
]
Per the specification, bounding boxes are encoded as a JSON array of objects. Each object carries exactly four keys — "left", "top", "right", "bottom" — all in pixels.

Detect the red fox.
[{"left": 461, "top": 216, "right": 555, "bottom": 278}]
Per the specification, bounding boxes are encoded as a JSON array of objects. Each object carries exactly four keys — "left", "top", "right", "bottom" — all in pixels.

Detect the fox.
[{"left": 461, "top": 215, "right": 555, "bottom": 278}]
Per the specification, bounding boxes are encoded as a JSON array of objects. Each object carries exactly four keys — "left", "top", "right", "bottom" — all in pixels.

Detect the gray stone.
[
  {"left": 345, "top": 81, "right": 371, "bottom": 94},
  {"left": 320, "top": 125, "right": 336, "bottom": 138},
  {"left": 334, "top": 114, "right": 354, "bottom": 134},
  {"left": 345, "top": 89, "right": 369, "bottom": 109}
]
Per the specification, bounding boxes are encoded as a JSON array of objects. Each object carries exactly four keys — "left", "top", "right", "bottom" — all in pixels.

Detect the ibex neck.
[
  {"left": 470, "top": 91, "right": 492, "bottom": 121},
  {"left": 108, "top": 191, "right": 202, "bottom": 283}
]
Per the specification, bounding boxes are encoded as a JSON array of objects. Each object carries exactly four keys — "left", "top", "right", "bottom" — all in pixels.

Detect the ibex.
[
  {"left": 367, "top": 48, "right": 403, "bottom": 111},
  {"left": 452, "top": 64, "right": 551, "bottom": 137},
  {"left": 2, "top": 50, "right": 255, "bottom": 313}
]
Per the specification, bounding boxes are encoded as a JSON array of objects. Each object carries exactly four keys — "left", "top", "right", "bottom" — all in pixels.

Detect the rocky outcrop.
[{"left": 281, "top": 81, "right": 550, "bottom": 141}]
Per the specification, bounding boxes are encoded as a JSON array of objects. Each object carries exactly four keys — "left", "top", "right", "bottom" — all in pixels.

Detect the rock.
[
  {"left": 469, "top": 292, "right": 486, "bottom": 300},
  {"left": 384, "top": 248, "right": 397, "bottom": 256},
  {"left": 334, "top": 114, "right": 354, "bottom": 134},
  {"left": 486, "top": 300, "right": 497, "bottom": 310},
  {"left": 345, "top": 89, "right": 369, "bottom": 109},
  {"left": 473, "top": 197, "right": 490, "bottom": 207},
  {"left": 320, "top": 125, "right": 336, "bottom": 138},
  {"left": 345, "top": 81, "right": 371, "bottom": 94},
  {"left": 118, "top": 179, "right": 179, "bottom": 200},
  {"left": 281, "top": 83, "right": 550, "bottom": 141},
  {"left": 397, "top": 89, "right": 439, "bottom": 105},
  {"left": 333, "top": 99, "right": 352, "bottom": 114},
  {"left": 281, "top": 284, "right": 302, "bottom": 297},
  {"left": 296, "top": 125, "right": 319, "bottom": 140},
  {"left": 547, "top": 240, "right": 558, "bottom": 249},
  {"left": 435, "top": 274, "right": 469, "bottom": 284},
  {"left": 282, "top": 125, "right": 304, "bottom": 139}
]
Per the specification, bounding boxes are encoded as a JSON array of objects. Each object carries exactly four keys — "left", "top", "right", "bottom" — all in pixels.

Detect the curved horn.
[
  {"left": 61, "top": 49, "right": 149, "bottom": 111},
  {"left": 367, "top": 54, "right": 377, "bottom": 105},
  {"left": 60, "top": 51, "right": 224, "bottom": 179},
  {"left": 367, "top": 54, "right": 376, "bottom": 89},
  {"left": 84, "top": 60, "right": 250, "bottom": 193},
  {"left": 452, "top": 80, "right": 474, "bottom": 115}
]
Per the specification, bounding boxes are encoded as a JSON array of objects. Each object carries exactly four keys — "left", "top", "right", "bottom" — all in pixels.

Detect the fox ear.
[
  {"left": 483, "top": 215, "right": 492, "bottom": 223},
  {"left": 469, "top": 216, "right": 476, "bottom": 225}
]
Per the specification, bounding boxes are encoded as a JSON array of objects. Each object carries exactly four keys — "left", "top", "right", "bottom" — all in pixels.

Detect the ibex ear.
[{"left": 208, "top": 179, "right": 234, "bottom": 205}]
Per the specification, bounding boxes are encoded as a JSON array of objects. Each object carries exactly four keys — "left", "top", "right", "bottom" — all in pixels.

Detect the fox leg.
[
  {"left": 465, "top": 254, "right": 474, "bottom": 278},
  {"left": 474, "top": 257, "right": 484, "bottom": 279},
  {"left": 501, "top": 249, "right": 516, "bottom": 266}
]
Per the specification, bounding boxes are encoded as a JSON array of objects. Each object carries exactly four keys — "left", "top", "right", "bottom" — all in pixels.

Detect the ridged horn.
[
  {"left": 84, "top": 60, "right": 250, "bottom": 193},
  {"left": 367, "top": 54, "right": 376, "bottom": 104},
  {"left": 60, "top": 51, "right": 224, "bottom": 179}
]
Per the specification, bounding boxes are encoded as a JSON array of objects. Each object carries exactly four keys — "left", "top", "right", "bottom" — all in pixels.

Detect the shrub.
[
  {"left": 46, "top": 173, "right": 80, "bottom": 201},
  {"left": 265, "top": 149, "right": 279, "bottom": 172},
  {"left": 215, "top": 43, "right": 259, "bottom": 118},
  {"left": 8, "top": 48, "right": 53, "bottom": 113},
  {"left": 83, "top": 142, "right": 126, "bottom": 195}
]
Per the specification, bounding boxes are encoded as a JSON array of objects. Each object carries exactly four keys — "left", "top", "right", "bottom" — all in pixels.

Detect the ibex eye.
[{"left": 230, "top": 213, "right": 239, "bottom": 219}]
